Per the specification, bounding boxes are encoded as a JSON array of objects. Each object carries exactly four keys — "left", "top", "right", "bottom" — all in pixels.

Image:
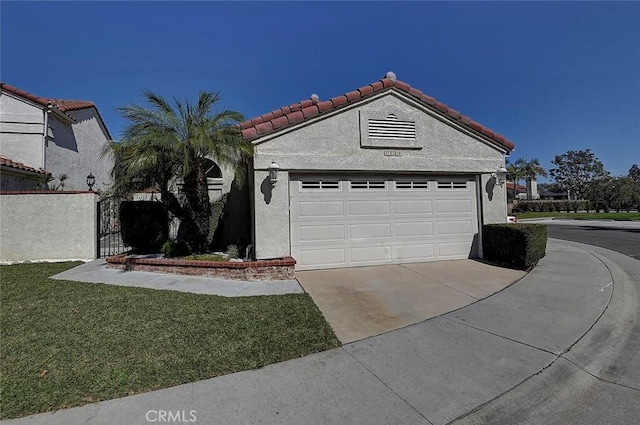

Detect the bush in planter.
[
  {"left": 161, "top": 241, "right": 192, "bottom": 258},
  {"left": 119, "top": 201, "right": 168, "bottom": 253},
  {"left": 483, "top": 223, "right": 547, "bottom": 270}
]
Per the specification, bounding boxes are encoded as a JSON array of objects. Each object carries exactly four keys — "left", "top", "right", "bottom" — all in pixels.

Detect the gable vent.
[{"left": 368, "top": 115, "right": 416, "bottom": 141}]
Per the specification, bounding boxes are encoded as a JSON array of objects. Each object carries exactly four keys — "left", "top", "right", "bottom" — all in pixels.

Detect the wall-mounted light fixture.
[
  {"left": 268, "top": 160, "right": 280, "bottom": 186},
  {"left": 494, "top": 165, "right": 508, "bottom": 187},
  {"left": 86, "top": 173, "right": 95, "bottom": 191}
]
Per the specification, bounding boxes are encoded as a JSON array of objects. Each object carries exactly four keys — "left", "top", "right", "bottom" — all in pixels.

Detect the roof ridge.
[
  {"left": 1, "top": 82, "right": 95, "bottom": 112},
  {"left": 239, "top": 74, "right": 514, "bottom": 151}
]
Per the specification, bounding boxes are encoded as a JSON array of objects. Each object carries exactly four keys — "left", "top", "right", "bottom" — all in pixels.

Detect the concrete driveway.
[{"left": 297, "top": 260, "right": 526, "bottom": 343}]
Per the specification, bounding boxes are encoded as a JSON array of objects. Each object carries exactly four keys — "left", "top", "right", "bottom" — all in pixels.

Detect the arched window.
[{"left": 203, "top": 159, "right": 222, "bottom": 179}]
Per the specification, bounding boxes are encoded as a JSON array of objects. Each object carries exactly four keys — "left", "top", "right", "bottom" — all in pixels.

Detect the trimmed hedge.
[
  {"left": 482, "top": 223, "right": 547, "bottom": 270},
  {"left": 119, "top": 201, "right": 168, "bottom": 253}
]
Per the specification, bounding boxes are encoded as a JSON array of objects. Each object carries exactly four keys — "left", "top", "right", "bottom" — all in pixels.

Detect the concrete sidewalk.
[
  {"left": 50, "top": 258, "right": 304, "bottom": 297},
  {"left": 5, "top": 239, "right": 639, "bottom": 425}
]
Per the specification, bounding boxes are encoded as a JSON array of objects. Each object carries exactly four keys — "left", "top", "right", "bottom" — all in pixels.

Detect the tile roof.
[
  {"left": 239, "top": 73, "right": 515, "bottom": 151},
  {"left": 0, "top": 82, "right": 96, "bottom": 112},
  {"left": 0, "top": 155, "right": 51, "bottom": 176}
]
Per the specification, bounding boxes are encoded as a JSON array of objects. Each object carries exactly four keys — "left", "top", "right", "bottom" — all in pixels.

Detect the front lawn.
[
  {"left": 515, "top": 212, "right": 640, "bottom": 220},
  {"left": 0, "top": 262, "right": 340, "bottom": 420}
]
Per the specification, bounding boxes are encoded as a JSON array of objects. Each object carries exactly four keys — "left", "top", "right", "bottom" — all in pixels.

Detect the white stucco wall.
[
  {"left": 0, "top": 192, "right": 98, "bottom": 262},
  {"left": 46, "top": 108, "right": 112, "bottom": 191},
  {"left": 252, "top": 90, "right": 509, "bottom": 260},
  {"left": 0, "top": 93, "right": 45, "bottom": 168},
  {"left": 0, "top": 169, "right": 45, "bottom": 191}
]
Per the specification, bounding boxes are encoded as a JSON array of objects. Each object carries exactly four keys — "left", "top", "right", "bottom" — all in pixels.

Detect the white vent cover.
[{"left": 368, "top": 115, "right": 416, "bottom": 141}]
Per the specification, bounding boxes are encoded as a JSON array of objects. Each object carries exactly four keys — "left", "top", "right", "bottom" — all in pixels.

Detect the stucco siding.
[
  {"left": 254, "top": 93, "right": 505, "bottom": 173},
  {"left": 46, "top": 108, "right": 112, "bottom": 191},
  {"left": 253, "top": 170, "right": 291, "bottom": 259},
  {"left": 252, "top": 91, "right": 508, "bottom": 261},
  {"left": 0, "top": 192, "right": 98, "bottom": 262},
  {"left": 0, "top": 93, "right": 45, "bottom": 168}
]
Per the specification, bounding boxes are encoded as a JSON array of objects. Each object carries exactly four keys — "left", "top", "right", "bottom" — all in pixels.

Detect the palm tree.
[
  {"left": 520, "top": 158, "right": 547, "bottom": 200},
  {"left": 506, "top": 158, "right": 526, "bottom": 201},
  {"left": 108, "top": 90, "right": 252, "bottom": 252}
]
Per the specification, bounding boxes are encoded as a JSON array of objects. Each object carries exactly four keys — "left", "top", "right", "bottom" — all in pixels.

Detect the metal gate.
[{"left": 97, "top": 196, "right": 131, "bottom": 257}]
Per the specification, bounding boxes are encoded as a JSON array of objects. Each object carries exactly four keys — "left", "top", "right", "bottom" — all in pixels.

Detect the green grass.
[
  {"left": 515, "top": 212, "right": 640, "bottom": 220},
  {"left": 0, "top": 262, "right": 340, "bottom": 419}
]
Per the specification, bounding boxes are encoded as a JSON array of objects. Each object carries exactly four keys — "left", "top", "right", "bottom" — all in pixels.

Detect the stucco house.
[
  {"left": 0, "top": 83, "right": 112, "bottom": 191},
  {"left": 0, "top": 155, "right": 51, "bottom": 191},
  {"left": 240, "top": 72, "right": 515, "bottom": 270}
]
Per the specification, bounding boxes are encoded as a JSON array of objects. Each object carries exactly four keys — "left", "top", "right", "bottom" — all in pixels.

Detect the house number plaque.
[{"left": 384, "top": 151, "right": 402, "bottom": 157}]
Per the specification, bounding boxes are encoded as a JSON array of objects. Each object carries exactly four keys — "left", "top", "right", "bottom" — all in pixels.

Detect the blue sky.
[{"left": 2, "top": 1, "right": 638, "bottom": 179}]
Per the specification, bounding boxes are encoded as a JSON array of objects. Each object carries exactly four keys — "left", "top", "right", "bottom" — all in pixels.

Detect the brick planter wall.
[{"left": 105, "top": 255, "right": 296, "bottom": 281}]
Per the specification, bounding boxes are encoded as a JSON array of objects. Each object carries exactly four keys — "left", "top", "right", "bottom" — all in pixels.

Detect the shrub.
[
  {"left": 483, "top": 223, "right": 548, "bottom": 270},
  {"left": 161, "top": 241, "right": 192, "bottom": 258},
  {"left": 119, "top": 201, "right": 168, "bottom": 253},
  {"left": 225, "top": 244, "right": 240, "bottom": 259}
]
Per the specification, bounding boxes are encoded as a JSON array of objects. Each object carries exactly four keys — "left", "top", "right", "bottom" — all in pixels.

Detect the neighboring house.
[
  {"left": 506, "top": 181, "right": 527, "bottom": 201},
  {"left": 0, "top": 82, "right": 113, "bottom": 191},
  {"left": 240, "top": 72, "right": 515, "bottom": 270},
  {"left": 0, "top": 155, "right": 51, "bottom": 191}
]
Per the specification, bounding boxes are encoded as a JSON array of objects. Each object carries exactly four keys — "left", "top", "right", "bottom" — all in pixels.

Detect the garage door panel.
[
  {"left": 395, "top": 221, "right": 434, "bottom": 237},
  {"left": 394, "top": 199, "right": 433, "bottom": 215},
  {"left": 437, "top": 220, "right": 474, "bottom": 235},
  {"left": 290, "top": 175, "right": 478, "bottom": 270},
  {"left": 296, "top": 224, "right": 345, "bottom": 242},
  {"left": 348, "top": 200, "right": 391, "bottom": 216},
  {"left": 349, "top": 223, "right": 391, "bottom": 240},
  {"left": 297, "top": 201, "right": 344, "bottom": 218},
  {"left": 349, "top": 246, "right": 392, "bottom": 263},
  {"left": 396, "top": 243, "right": 435, "bottom": 261},
  {"left": 438, "top": 241, "right": 474, "bottom": 258},
  {"left": 436, "top": 199, "right": 472, "bottom": 213},
  {"left": 298, "top": 248, "right": 346, "bottom": 266}
]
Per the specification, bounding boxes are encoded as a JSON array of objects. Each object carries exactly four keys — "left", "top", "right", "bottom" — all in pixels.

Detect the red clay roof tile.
[
  {"left": 238, "top": 74, "right": 515, "bottom": 151},
  {"left": 301, "top": 105, "right": 319, "bottom": 119},
  {"left": 1, "top": 83, "right": 96, "bottom": 113},
  {"left": 0, "top": 155, "right": 51, "bottom": 176}
]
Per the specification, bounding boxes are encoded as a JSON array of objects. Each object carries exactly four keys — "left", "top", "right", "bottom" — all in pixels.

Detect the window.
[
  {"left": 395, "top": 180, "right": 429, "bottom": 190},
  {"left": 437, "top": 181, "right": 467, "bottom": 190},
  {"left": 300, "top": 180, "right": 340, "bottom": 190},
  {"left": 350, "top": 180, "right": 387, "bottom": 190}
]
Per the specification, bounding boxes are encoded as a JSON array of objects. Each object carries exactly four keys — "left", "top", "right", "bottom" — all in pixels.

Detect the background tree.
[
  {"left": 549, "top": 149, "right": 609, "bottom": 200},
  {"left": 629, "top": 164, "right": 640, "bottom": 183},
  {"left": 109, "top": 90, "right": 252, "bottom": 252}
]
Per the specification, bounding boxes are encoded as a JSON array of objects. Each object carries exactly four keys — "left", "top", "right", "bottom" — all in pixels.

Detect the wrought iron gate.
[{"left": 97, "top": 196, "right": 131, "bottom": 257}]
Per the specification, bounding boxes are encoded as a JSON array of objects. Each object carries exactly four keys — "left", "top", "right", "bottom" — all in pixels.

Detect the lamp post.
[{"left": 86, "top": 173, "right": 95, "bottom": 191}]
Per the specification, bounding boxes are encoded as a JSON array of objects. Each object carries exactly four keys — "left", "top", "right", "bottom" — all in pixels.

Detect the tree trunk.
[{"left": 182, "top": 159, "right": 211, "bottom": 253}]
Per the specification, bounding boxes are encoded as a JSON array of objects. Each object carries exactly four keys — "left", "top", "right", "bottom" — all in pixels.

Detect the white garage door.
[{"left": 290, "top": 175, "right": 479, "bottom": 270}]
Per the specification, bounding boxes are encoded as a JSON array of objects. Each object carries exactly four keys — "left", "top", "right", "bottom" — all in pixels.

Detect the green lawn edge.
[
  {"left": 0, "top": 262, "right": 340, "bottom": 420},
  {"left": 514, "top": 212, "right": 640, "bottom": 220}
]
